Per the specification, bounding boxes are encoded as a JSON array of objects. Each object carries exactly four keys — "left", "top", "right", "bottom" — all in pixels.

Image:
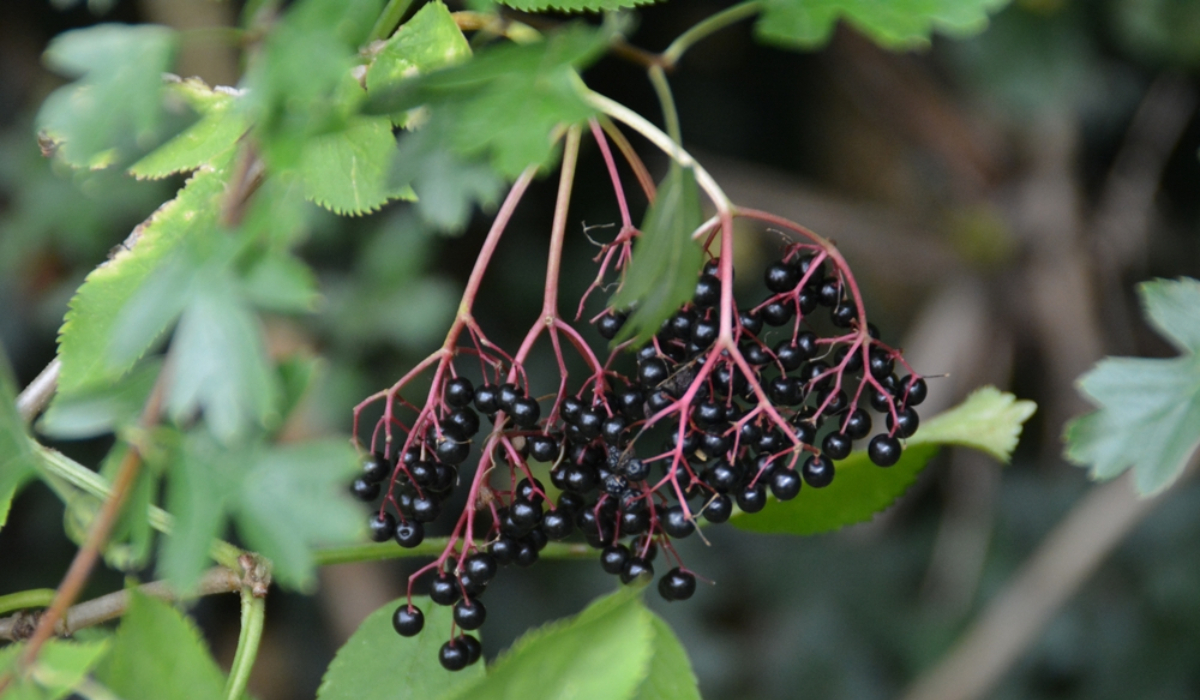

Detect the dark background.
[{"left": 3, "top": 1, "right": 1200, "bottom": 699}]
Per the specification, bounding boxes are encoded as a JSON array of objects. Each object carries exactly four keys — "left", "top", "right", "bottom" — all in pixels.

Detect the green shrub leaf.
[
  {"left": 129, "top": 80, "right": 249, "bottom": 179},
  {"left": 757, "top": 0, "right": 1010, "bottom": 51},
  {"left": 94, "top": 590, "right": 226, "bottom": 700},
  {"left": 37, "top": 24, "right": 178, "bottom": 168},
  {"left": 498, "top": 0, "right": 661, "bottom": 12},
  {"left": 631, "top": 613, "right": 702, "bottom": 700},
  {"left": 316, "top": 596, "right": 481, "bottom": 700},
  {"left": 0, "top": 640, "right": 110, "bottom": 700},
  {"left": 38, "top": 359, "right": 160, "bottom": 440},
  {"left": 735, "top": 387, "right": 1034, "bottom": 535},
  {"left": 0, "top": 351, "right": 37, "bottom": 531},
  {"left": 443, "top": 586, "right": 655, "bottom": 700},
  {"left": 365, "top": 0, "right": 472, "bottom": 117},
  {"left": 57, "top": 160, "right": 232, "bottom": 396},
  {"left": 610, "top": 164, "right": 706, "bottom": 345},
  {"left": 1065, "top": 277, "right": 1200, "bottom": 495},
  {"left": 299, "top": 116, "right": 414, "bottom": 215}
]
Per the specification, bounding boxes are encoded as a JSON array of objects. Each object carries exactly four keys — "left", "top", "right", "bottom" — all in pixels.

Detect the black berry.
[
  {"left": 392, "top": 605, "right": 424, "bottom": 637},
  {"left": 658, "top": 568, "right": 697, "bottom": 601},
  {"left": 868, "top": 434, "right": 902, "bottom": 467}
]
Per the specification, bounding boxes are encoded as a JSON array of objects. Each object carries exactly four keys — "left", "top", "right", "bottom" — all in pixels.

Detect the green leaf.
[
  {"left": 240, "top": 251, "right": 321, "bottom": 314},
  {"left": 443, "top": 586, "right": 654, "bottom": 700},
  {"left": 94, "top": 590, "right": 225, "bottom": 700},
  {"left": 129, "top": 80, "right": 249, "bottom": 179},
  {"left": 365, "top": 24, "right": 606, "bottom": 177},
  {"left": 908, "top": 385, "right": 1037, "bottom": 462},
  {"left": 391, "top": 118, "right": 504, "bottom": 233},
  {"left": 757, "top": 0, "right": 1010, "bottom": 51},
  {"left": 735, "top": 387, "right": 1034, "bottom": 535},
  {"left": 0, "top": 640, "right": 110, "bottom": 700},
  {"left": 499, "top": 0, "right": 660, "bottom": 11},
  {"left": 57, "top": 161, "right": 232, "bottom": 396},
  {"left": 167, "top": 272, "right": 280, "bottom": 444},
  {"left": 316, "top": 596, "right": 481, "bottom": 700},
  {"left": 160, "top": 431, "right": 239, "bottom": 591},
  {"left": 235, "top": 439, "right": 364, "bottom": 590},
  {"left": 37, "top": 24, "right": 178, "bottom": 168},
  {"left": 299, "top": 116, "right": 414, "bottom": 215},
  {"left": 1065, "top": 278, "right": 1200, "bottom": 495},
  {"left": 734, "top": 443, "right": 939, "bottom": 535},
  {"left": 610, "top": 164, "right": 705, "bottom": 345},
  {"left": 98, "top": 443, "right": 158, "bottom": 572},
  {"left": 365, "top": 1, "right": 472, "bottom": 114},
  {"left": 0, "top": 350, "right": 37, "bottom": 530},
  {"left": 631, "top": 614, "right": 702, "bottom": 700},
  {"left": 38, "top": 359, "right": 160, "bottom": 440}
]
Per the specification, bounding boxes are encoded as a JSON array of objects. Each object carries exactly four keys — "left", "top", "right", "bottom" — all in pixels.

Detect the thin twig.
[
  {"left": 0, "top": 567, "right": 240, "bottom": 641},
  {"left": 16, "top": 359, "right": 60, "bottom": 424}
]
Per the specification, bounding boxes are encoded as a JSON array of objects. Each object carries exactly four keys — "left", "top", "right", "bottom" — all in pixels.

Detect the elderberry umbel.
[{"left": 351, "top": 129, "right": 926, "bottom": 672}]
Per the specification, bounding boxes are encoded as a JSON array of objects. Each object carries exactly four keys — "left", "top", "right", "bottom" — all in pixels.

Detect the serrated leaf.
[
  {"left": 0, "top": 640, "right": 110, "bottom": 700},
  {"left": 442, "top": 586, "right": 654, "bottom": 700},
  {"left": 0, "top": 351, "right": 37, "bottom": 531},
  {"left": 316, "top": 597, "right": 481, "bottom": 700},
  {"left": 631, "top": 614, "right": 701, "bottom": 700},
  {"left": 167, "top": 273, "right": 280, "bottom": 444},
  {"left": 129, "top": 82, "right": 248, "bottom": 179},
  {"left": 38, "top": 359, "right": 160, "bottom": 440},
  {"left": 94, "top": 591, "right": 225, "bottom": 700},
  {"left": 1065, "top": 278, "right": 1200, "bottom": 496},
  {"left": 37, "top": 24, "right": 178, "bottom": 167},
  {"left": 365, "top": 24, "right": 606, "bottom": 177},
  {"left": 235, "top": 439, "right": 363, "bottom": 590},
  {"left": 733, "top": 443, "right": 939, "bottom": 535},
  {"left": 299, "top": 116, "right": 414, "bottom": 215},
  {"left": 57, "top": 161, "right": 232, "bottom": 396},
  {"left": 734, "top": 387, "right": 1034, "bottom": 535},
  {"left": 365, "top": 1, "right": 472, "bottom": 110},
  {"left": 908, "top": 385, "right": 1036, "bottom": 462},
  {"left": 499, "top": 0, "right": 660, "bottom": 11},
  {"left": 610, "top": 164, "right": 705, "bottom": 345},
  {"left": 757, "top": 0, "right": 1010, "bottom": 51}
]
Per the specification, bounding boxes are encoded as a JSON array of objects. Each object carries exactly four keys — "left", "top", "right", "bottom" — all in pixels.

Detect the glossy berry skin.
[
  {"left": 542, "top": 510, "right": 573, "bottom": 539},
  {"left": 394, "top": 520, "right": 425, "bottom": 548},
  {"left": 514, "top": 540, "right": 539, "bottom": 567},
  {"left": 601, "top": 415, "right": 627, "bottom": 445},
  {"left": 439, "top": 640, "right": 469, "bottom": 671},
  {"left": 392, "top": 605, "right": 424, "bottom": 637},
  {"left": 412, "top": 496, "right": 440, "bottom": 523},
  {"left": 801, "top": 454, "right": 835, "bottom": 488},
  {"left": 435, "top": 436, "right": 469, "bottom": 465},
  {"left": 516, "top": 478, "right": 545, "bottom": 504},
  {"left": 743, "top": 343, "right": 771, "bottom": 366},
  {"left": 459, "top": 635, "right": 482, "bottom": 666},
  {"left": 464, "top": 552, "right": 498, "bottom": 583},
  {"left": 351, "top": 478, "right": 380, "bottom": 501},
  {"left": 703, "top": 494, "right": 733, "bottom": 523},
  {"left": 527, "top": 434, "right": 559, "bottom": 463},
  {"left": 693, "top": 401, "right": 725, "bottom": 430},
  {"left": 792, "top": 420, "right": 817, "bottom": 447},
  {"left": 447, "top": 407, "right": 480, "bottom": 439},
  {"left": 369, "top": 512, "right": 396, "bottom": 543},
  {"left": 830, "top": 302, "right": 857, "bottom": 328},
  {"left": 576, "top": 408, "right": 603, "bottom": 440},
  {"left": 691, "top": 319, "right": 719, "bottom": 348},
  {"left": 658, "top": 568, "right": 697, "bottom": 602},
  {"left": 844, "top": 409, "right": 872, "bottom": 440},
  {"left": 868, "top": 434, "right": 903, "bottom": 467},
  {"left": 662, "top": 505, "right": 696, "bottom": 538},
  {"left": 903, "top": 377, "right": 928, "bottom": 406},
  {"left": 362, "top": 452, "right": 391, "bottom": 483},
  {"left": 761, "top": 299, "right": 794, "bottom": 326},
  {"left": 622, "top": 457, "right": 650, "bottom": 482},
  {"left": 765, "top": 261, "right": 801, "bottom": 293},
  {"left": 430, "top": 574, "right": 461, "bottom": 606},
  {"left": 444, "top": 378, "right": 475, "bottom": 409},
  {"left": 886, "top": 406, "right": 921, "bottom": 438},
  {"left": 621, "top": 557, "right": 654, "bottom": 585},
  {"left": 453, "top": 598, "right": 487, "bottom": 630},
  {"left": 639, "top": 357, "right": 669, "bottom": 387},
  {"left": 774, "top": 335, "right": 813, "bottom": 371},
  {"left": 868, "top": 347, "right": 895, "bottom": 380},
  {"left": 509, "top": 397, "right": 541, "bottom": 428},
  {"left": 822, "top": 432, "right": 852, "bottom": 461},
  {"left": 489, "top": 537, "right": 518, "bottom": 566},
  {"left": 705, "top": 460, "right": 742, "bottom": 493},
  {"left": 473, "top": 384, "right": 500, "bottom": 415},
  {"left": 694, "top": 274, "right": 721, "bottom": 308},
  {"left": 509, "top": 499, "right": 543, "bottom": 528},
  {"left": 736, "top": 482, "right": 768, "bottom": 513},
  {"left": 602, "top": 544, "right": 630, "bottom": 575},
  {"left": 770, "top": 469, "right": 802, "bottom": 501},
  {"left": 738, "top": 309, "right": 763, "bottom": 337},
  {"left": 597, "top": 311, "right": 627, "bottom": 340},
  {"left": 496, "top": 383, "right": 521, "bottom": 411},
  {"left": 818, "top": 278, "right": 841, "bottom": 306}
]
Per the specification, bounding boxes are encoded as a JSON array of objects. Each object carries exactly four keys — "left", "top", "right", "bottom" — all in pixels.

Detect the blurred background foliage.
[{"left": 2, "top": 0, "right": 1199, "bottom": 699}]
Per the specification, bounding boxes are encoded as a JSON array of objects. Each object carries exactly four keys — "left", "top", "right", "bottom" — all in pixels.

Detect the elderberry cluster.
[{"left": 351, "top": 243, "right": 925, "bottom": 671}]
